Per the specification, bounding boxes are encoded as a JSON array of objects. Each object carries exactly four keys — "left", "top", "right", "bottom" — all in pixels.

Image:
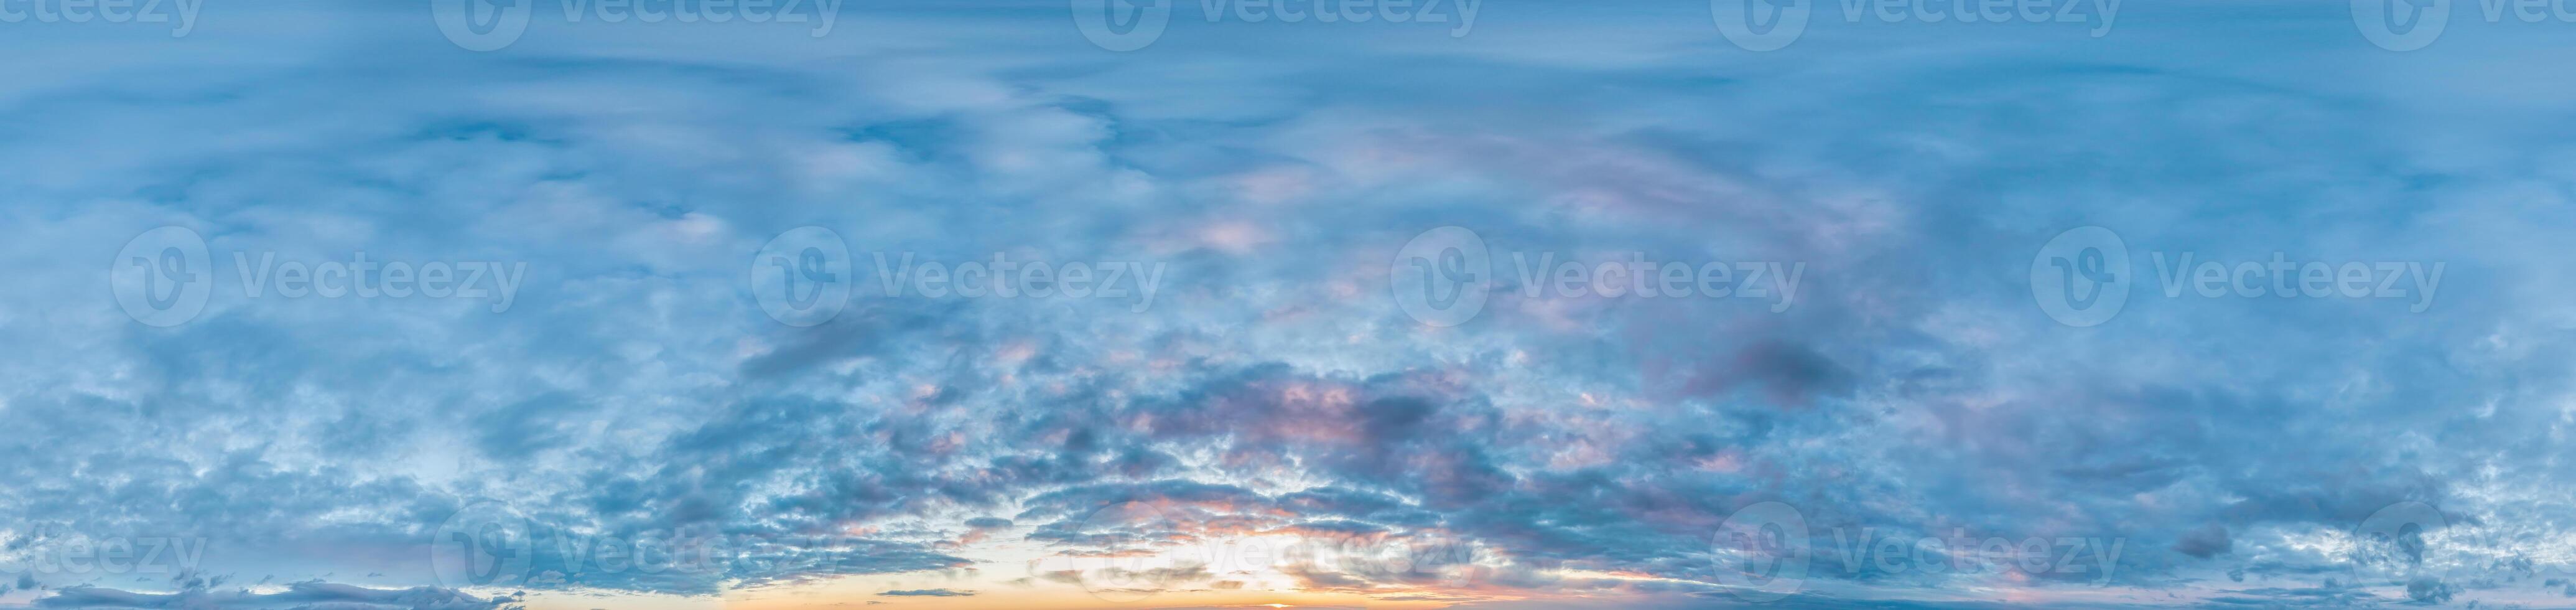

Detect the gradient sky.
[{"left": 4, "top": 1, "right": 2575, "bottom": 608}]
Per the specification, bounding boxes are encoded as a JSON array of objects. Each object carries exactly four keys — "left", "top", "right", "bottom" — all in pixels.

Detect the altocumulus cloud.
[{"left": 2, "top": 1, "right": 2575, "bottom": 609}]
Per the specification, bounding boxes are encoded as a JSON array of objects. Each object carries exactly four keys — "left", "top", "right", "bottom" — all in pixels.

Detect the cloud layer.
[{"left": 4, "top": 2, "right": 2576, "bottom": 609}]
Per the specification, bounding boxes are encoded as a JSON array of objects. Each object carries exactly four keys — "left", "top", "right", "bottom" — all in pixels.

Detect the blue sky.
[{"left": 4, "top": 1, "right": 2576, "bottom": 608}]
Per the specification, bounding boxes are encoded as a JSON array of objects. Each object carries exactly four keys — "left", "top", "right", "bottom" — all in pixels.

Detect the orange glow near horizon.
[{"left": 709, "top": 584, "right": 1469, "bottom": 610}]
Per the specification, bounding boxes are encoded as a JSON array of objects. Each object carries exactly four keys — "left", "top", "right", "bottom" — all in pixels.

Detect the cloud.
[
  {"left": 4, "top": 2, "right": 2575, "bottom": 609},
  {"left": 32, "top": 582, "right": 520, "bottom": 610},
  {"left": 2172, "top": 523, "right": 2232, "bottom": 560}
]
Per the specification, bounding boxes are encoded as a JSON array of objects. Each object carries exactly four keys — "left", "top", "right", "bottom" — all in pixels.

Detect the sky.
[{"left": 4, "top": 0, "right": 2576, "bottom": 608}]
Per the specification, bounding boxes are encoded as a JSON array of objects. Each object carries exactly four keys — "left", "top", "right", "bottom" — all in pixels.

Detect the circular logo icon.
[
  {"left": 1038, "top": 500, "right": 1178, "bottom": 603},
  {"left": 1711, "top": 0, "right": 1811, "bottom": 52},
  {"left": 1390, "top": 227, "right": 1490, "bottom": 327},
  {"left": 1072, "top": 0, "right": 1172, "bottom": 52},
  {"left": 432, "top": 0, "right": 535, "bottom": 52},
  {"left": 111, "top": 226, "right": 213, "bottom": 327},
  {"left": 2351, "top": 0, "right": 2449, "bottom": 52},
  {"left": 750, "top": 226, "right": 852, "bottom": 327},
  {"left": 430, "top": 502, "right": 536, "bottom": 588},
  {"left": 2030, "top": 225, "right": 2130, "bottom": 327},
  {"left": 2348, "top": 501, "right": 2446, "bottom": 585},
  {"left": 1713, "top": 501, "right": 1808, "bottom": 603}
]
